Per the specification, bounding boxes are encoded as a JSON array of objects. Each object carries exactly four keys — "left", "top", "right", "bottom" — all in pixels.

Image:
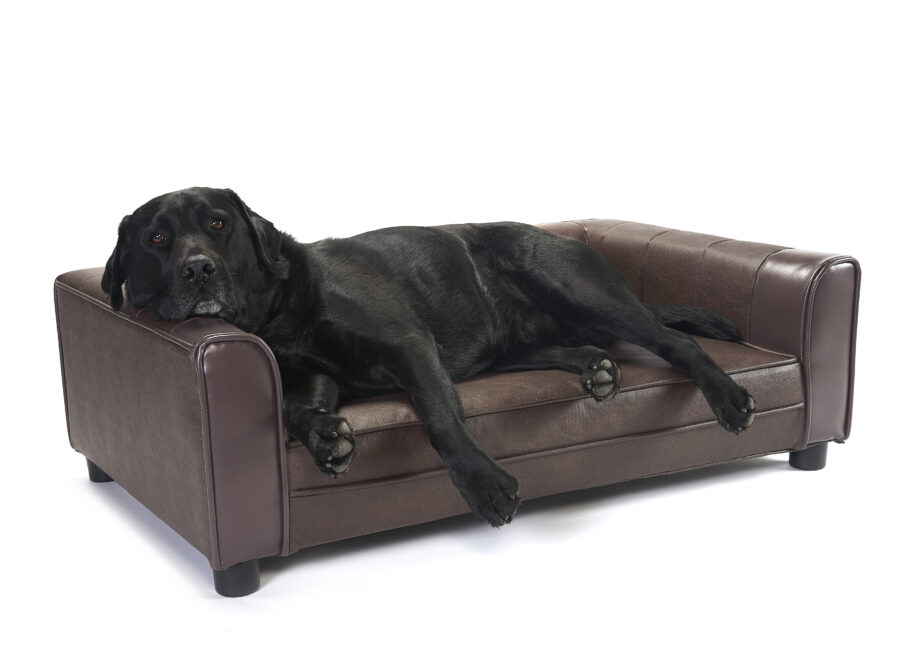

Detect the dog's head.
[{"left": 101, "top": 187, "right": 289, "bottom": 330}]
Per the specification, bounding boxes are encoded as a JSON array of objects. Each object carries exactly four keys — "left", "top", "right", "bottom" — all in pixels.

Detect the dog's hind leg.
[
  {"left": 489, "top": 344, "right": 622, "bottom": 401},
  {"left": 389, "top": 338, "right": 521, "bottom": 527},
  {"left": 513, "top": 236, "right": 755, "bottom": 432},
  {"left": 602, "top": 312, "right": 756, "bottom": 433}
]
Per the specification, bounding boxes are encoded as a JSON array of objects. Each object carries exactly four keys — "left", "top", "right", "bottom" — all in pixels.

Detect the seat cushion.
[{"left": 286, "top": 338, "right": 802, "bottom": 495}]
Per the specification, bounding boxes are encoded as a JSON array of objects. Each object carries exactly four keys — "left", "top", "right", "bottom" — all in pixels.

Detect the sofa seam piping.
[
  {"left": 289, "top": 403, "right": 805, "bottom": 498},
  {"left": 641, "top": 229, "right": 673, "bottom": 301},
  {"left": 565, "top": 220, "right": 592, "bottom": 246},
  {"left": 747, "top": 246, "right": 792, "bottom": 345},
  {"left": 801, "top": 256, "right": 858, "bottom": 446},
  {"left": 195, "top": 335, "right": 291, "bottom": 564},
  {"left": 691, "top": 238, "right": 730, "bottom": 306},
  {"left": 54, "top": 280, "right": 195, "bottom": 351},
  {"left": 330, "top": 357, "right": 799, "bottom": 437},
  {"left": 53, "top": 284, "right": 76, "bottom": 450},
  {"left": 194, "top": 342, "right": 222, "bottom": 570}
]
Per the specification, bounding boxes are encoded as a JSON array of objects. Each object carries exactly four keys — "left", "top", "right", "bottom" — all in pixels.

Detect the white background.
[{"left": 2, "top": 1, "right": 897, "bottom": 660}]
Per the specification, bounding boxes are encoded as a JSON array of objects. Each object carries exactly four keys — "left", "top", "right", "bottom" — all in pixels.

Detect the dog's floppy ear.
[
  {"left": 101, "top": 215, "right": 132, "bottom": 310},
  {"left": 226, "top": 189, "right": 290, "bottom": 280}
]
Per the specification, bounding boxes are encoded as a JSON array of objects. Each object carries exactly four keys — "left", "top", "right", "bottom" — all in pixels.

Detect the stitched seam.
[
  {"left": 641, "top": 230, "right": 673, "bottom": 301},
  {"left": 590, "top": 219, "right": 633, "bottom": 252},
  {"left": 194, "top": 343, "right": 222, "bottom": 569},
  {"left": 843, "top": 260, "right": 862, "bottom": 439},
  {"left": 568, "top": 220, "right": 634, "bottom": 253},
  {"left": 566, "top": 220, "right": 592, "bottom": 246},
  {"left": 692, "top": 238, "right": 730, "bottom": 306},
  {"left": 336, "top": 358, "right": 799, "bottom": 436},
  {"left": 196, "top": 336, "right": 291, "bottom": 563},
  {"left": 53, "top": 286, "right": 75, "bottom": 449},
  {"left": 53, "top": 280, "right": 195, "bottom": 351},
  {"left": 170, "top": 317, "right": 202, "bottom": 334},
  {"left": 747, "top": 246, "right": 792, "bottom": 346},
  {"left": 736, "top": 340, "right": 795, "bottom": 359}
]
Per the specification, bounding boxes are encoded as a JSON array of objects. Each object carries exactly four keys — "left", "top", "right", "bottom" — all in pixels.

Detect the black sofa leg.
[
  {"left": 86, "top": 458, "right": 113, "bottom": 482},
  {"left": 213, "top": 560, "right": 261, "bottom": 597},
  {"left": 789, "top": 443, "right": 828, "bottom": 471}
]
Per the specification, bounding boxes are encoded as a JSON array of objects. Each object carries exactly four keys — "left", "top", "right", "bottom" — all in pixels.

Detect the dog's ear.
[
  {"left": 226, "top": 189, "right": 290, "bottom": 279},
  {"left": 100, "top": 215, "right": 132, "bottom": 310}
]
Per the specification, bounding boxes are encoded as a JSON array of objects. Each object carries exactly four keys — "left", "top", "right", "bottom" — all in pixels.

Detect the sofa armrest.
[
  {"left": 54, "top": 268, "right": 289, "bottom": 570},
  {"left": 750, "top": 250, "right": 860, "bottom": 444},
  {"left": 540, "top": 220, "right": 861, "bottom": 446}
]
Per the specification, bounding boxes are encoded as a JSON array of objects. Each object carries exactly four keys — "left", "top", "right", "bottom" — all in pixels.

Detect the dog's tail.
[{"left": 645, "top": 303, "right": 741, "bottom": 341}]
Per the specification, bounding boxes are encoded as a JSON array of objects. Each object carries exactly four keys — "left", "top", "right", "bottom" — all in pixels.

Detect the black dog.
[{"left": 102, "top": 187, "right": 756, "bottom": 526}]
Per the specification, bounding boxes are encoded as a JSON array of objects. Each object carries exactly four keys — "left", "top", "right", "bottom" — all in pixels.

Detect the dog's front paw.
[
  {"left": 582, "top": 356, "right": 621, "bottom": 401},
  {"left": 451, "top": 459, "right": 521, "bottom": 527},
  {"left": 306, "top": 412, "right": 357, "bottom": 477},
  {"left": 710, "top": 386, "right": 756, "bottom": 434}
]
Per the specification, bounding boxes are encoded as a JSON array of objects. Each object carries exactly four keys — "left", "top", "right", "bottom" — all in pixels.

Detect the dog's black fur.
[{"left": 102, "top": 187, "right": 756, "bottom": 526}]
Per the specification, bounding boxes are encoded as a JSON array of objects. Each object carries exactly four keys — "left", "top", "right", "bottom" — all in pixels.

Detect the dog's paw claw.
[
  {"left": 713, "top": 388, "right": 756, "bottom": 434},
  {"left": 453, "top": 462, "right": 521, "bottom": 527}
]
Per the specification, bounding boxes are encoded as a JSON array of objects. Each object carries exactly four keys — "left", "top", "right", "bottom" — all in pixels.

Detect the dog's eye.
[
  {"left": 151, "top": 232, "right": 167, "bottom": 245},
  {"left": 210, "top": 219, "right": 225, "bottom": 230}
]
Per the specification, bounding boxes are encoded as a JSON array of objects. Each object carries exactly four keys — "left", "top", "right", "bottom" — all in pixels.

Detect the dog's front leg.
[
  {"left": 393, "top": 346, "right": 521, "bottom": 527},
  {"left": 283, "top": 373, "right": 356, "bottom": 477}
]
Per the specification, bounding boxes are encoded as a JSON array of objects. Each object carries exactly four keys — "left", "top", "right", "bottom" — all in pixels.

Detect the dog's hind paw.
[
  {"left": 582, "top": 356, "right": 621, "bottom": 401},
  {"left": 711, "top": 387, "right": 756, "bottom": 434}
]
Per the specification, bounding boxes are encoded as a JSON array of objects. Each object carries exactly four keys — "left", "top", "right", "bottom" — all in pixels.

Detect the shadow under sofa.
[{"left": 54, "top": 219, "right": 860, "bottom": 596}]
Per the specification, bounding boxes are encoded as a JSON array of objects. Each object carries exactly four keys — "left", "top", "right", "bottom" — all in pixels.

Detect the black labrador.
[{"left": 102, "top": 187, "right": 756, "bottom": 526}]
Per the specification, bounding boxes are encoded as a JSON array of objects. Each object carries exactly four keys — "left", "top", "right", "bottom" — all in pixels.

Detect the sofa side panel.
[
  {"left": 54, "top": 281, "right": 213, "bottom": 559},
  {"left": 751, "top": 253, "right": 860, "bottom": 445},
  {"left": 197, "top": 337, "right": 289, "bottom": 570}
]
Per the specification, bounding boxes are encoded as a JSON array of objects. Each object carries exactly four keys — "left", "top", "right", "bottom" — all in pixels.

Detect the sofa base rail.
[{"left": 84, "top": 440, "right": 837, "bottom": 596}]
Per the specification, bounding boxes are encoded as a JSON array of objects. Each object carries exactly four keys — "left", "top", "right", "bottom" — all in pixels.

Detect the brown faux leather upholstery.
[
  {"left": 287, "top": 338, "right": 804, "bottom": 549},
  {"left": 55, "top": 270, "right": 289, "bottom": 570},
  {"left": 54, "top": 220, "right": 860, "bottom": 571},
  {"left": 540, "top": 220, "right": 859, "bottom": 444}
]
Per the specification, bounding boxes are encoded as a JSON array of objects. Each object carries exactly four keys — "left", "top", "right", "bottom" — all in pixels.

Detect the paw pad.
[
  {"left": 308, "top": 415, "right": 357, "bottom": 476},
  {"left": 582, "top": 356, "right": 621, "bottom": 401}
]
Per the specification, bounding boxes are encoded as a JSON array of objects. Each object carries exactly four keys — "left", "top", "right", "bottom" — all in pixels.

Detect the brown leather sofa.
[{"left": 54, "top": 220, "right": 860, "bottom": 596}]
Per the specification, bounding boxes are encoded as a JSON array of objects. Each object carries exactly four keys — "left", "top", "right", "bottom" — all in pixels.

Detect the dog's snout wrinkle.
[{"left": 182, "top": 254, "right": 216, "bottom": 282}]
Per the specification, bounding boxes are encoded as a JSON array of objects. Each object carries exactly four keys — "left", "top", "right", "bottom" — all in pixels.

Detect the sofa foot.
[
  {"left": 789, "top": 443, "right": 828, "bottom": 471},
  {"left": 213, "top": 560, "right": 260, "bottom": 597},
  {"left": 86, "top": 458, "right": 113, "bottom": 482}
]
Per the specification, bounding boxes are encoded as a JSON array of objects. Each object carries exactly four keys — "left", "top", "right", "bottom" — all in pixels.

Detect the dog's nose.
[{"left": 182, "top": 254, "right": 216, "bottom": 282}]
